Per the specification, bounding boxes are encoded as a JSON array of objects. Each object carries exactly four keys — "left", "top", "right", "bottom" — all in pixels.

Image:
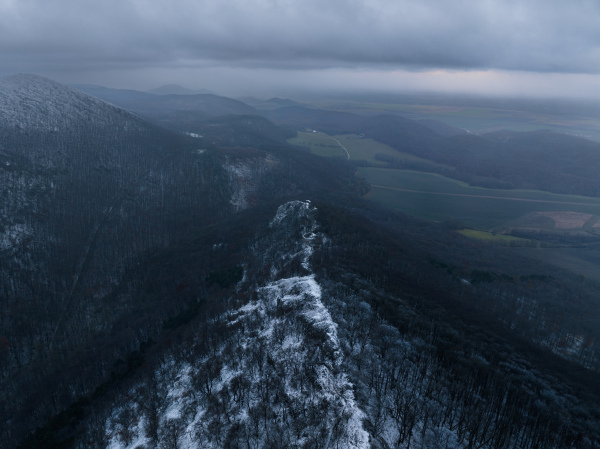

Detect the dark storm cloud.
[{"left": 1, "top": 0, "right": 600, "bottom": 74}]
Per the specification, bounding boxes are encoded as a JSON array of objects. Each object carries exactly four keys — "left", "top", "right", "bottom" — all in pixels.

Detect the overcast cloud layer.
[{"left": 1, "top": 0, "right": 600, "bottom": 96}]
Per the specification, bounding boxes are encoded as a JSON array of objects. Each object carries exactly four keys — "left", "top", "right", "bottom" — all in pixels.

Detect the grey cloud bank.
[{"left": 1, "top": 0, "right": 599, "bottom": 96}]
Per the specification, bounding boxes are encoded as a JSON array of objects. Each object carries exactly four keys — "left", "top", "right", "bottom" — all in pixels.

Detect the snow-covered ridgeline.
[
  {"left": 230, "top": 200, "right": 369, "bottom": 447},
  {"left": 269, "top": 199, "right": 320, "bottom": 270},
  {"left": 235, "top": 272, "right": 369, "bottom": 448},
  {"left": 258, "top": 275, "right": 341, "bottom": 363},
  {"left": 101, "top": 200, "right": 369, "bottom": 449}
]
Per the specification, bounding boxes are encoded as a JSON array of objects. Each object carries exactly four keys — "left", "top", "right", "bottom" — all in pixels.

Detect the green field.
[
  {"left": 457, "top": 229, "right": 533, "bottom": 246},
  {"left": 288, "top": 132, "right": 347, "bottom": 158},
  {"left": 334, "top": 134, "right": 446, "bottom": 165},
  {"left": 291, "top": 131, "right": 600, "bottom": 232},
  {"left": 289, "top": 100, "right": 600, "bottom": 281},
  {"left": 359, "top": 167, "right": 600, "bottom": 230},
  {"left": 290, "top": 132, "right": 447, "bottom": 167}
]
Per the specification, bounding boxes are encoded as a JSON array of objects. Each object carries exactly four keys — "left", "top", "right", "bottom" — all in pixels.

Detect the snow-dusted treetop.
[{"left": 0, "top": 74, "right": 139, "bottom": 131}]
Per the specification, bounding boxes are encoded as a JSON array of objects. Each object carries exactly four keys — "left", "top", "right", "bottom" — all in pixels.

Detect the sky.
[{"left": 1, "top": 0, "right": 600, "bottom": 98}]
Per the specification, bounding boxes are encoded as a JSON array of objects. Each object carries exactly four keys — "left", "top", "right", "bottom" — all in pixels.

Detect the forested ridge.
[{"left": 19, "top": 198, "right": 600, "bottom": 448}]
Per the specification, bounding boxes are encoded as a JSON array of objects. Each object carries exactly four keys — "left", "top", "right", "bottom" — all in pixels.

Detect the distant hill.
[
  {"left": 131, "top": 93, "right": 257, "bottom": 116},
  {"left": 265, "top": 105, "right": 366, "bottom": 134},
  {"left": 417, "top": 118, "right": 468, "bottom": 136},
  {"left": 188, "top": 114, "right": 297, "bottom": 147},
  {"left": 237, "top": 96, "right": 304, "bottom": 112},
  {"left": 147, "top": 84, "right": 217, "bottom": 95},
  {"left": 70, "top": 83, "right": 155, "bottom": 106},
  {"left": 270, "top": 103, "right": 600, "bottom": 197},
  {"left": 265, "top": 97, "right": 300, "bottom": 106},
  {"left": 74, "top": 83, "right": 258, "bottom": 131}
]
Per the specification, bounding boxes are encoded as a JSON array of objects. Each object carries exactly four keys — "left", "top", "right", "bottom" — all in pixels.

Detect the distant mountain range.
[
  {"left": 239, "top": 96, "right": 304, "bottom": 110},
  {"left": 72, "top": 83, "right": 257, "bottom": 129},
  {"left": 147, "top": 84, "right": 217, "bottom": 96}
]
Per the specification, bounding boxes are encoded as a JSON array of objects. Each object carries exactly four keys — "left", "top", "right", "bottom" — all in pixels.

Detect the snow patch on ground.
[
  {"left": 269, "top": 199, "right": 313, "bottom": 227},
  {"left": 259, "top": 275, "right": 342, "bottom": 364},
  {"left": 224, "top": 159, "right": 254, "bottom": 210},
  {"left": 164, "top": 364, "right": 192, "bottom": 420},
  {"left": 0, "top": 223, "right": 32, "bottom": 251},
  {"left": 224, "top": 155, "right": 277, "bottom": 211}
]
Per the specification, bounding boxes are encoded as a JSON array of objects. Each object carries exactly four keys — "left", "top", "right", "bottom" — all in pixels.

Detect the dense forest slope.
[
  {"left": 26, "top": 198, "right": 600, "bottom": 449},
  {"left": 0, "top": 75, "right": 354, "bottom": 448}
]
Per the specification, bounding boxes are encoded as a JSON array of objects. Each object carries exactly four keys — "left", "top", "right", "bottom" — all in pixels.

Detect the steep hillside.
[
  {"left": 0, "top": 75, "right": 139, "bottom": 131},
  {"left": 92, "top": 201, "right": 370, "bottom": 449},
  {"left": 0, "top": 75, "right": 355, "bottom": 448}
]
